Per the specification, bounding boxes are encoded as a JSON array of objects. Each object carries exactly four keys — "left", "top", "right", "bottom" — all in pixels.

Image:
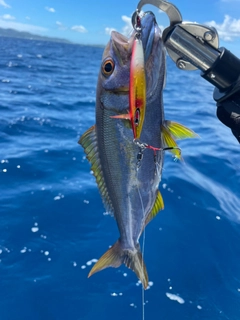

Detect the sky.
[{"left": 0, "top": 0, "right": 240, "bottom": 55}]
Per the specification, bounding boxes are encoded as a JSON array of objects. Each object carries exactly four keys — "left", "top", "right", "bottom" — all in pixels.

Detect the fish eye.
[{"left": 102, "top": 58, "right": 115, "bottom": 77}]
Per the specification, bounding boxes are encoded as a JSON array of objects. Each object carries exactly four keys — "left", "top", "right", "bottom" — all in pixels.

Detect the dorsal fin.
[
  {"left": 145, "top": 190, "right": 164, "bottom": 226},
  {"left": 79, "top": 126, "right": 113, "bottom": 214}
]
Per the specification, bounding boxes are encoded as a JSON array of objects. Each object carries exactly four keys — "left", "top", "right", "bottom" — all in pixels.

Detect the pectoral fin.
[{"left": 110, "top": 114, "right": 131, "bottom": 120}]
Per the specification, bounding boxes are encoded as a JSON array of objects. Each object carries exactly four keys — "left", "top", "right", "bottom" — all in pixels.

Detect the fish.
[{"left": 79, "top": 11, "right": 197, "bottom": 289}]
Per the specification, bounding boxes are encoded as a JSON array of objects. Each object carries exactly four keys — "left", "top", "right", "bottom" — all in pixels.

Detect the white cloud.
[
  {"left": 120, "top": 15, "right": 165, "bottom": 37},
  {"left": 2, "top": 14, "right": 15, "bottom": 20},
  {"left": 45, "top": 7, "right": 55, "bottom": 13},
  {"left": 0, "top": 0, "right": 10, "bottom": 8},
  {"left": 121, "top": 15, "right": 132, "bottom": 36},
  {"left": 105, "top": 27, "right": 116, "bottom": 35},
  {"left": 206, "top": 15, "right": 240, "bottom": 41},
  {"left": 56, "top": 21, "right": 67, "bottom": 31},
  {"left": 0, "top": 19, "right": 47, "bottom": 34},
  {"left": 71, "top": 25, "right": 87, "bottom": 33}
]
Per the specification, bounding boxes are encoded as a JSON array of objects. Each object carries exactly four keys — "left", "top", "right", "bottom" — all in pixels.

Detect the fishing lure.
[
  {"left": 129, "top": 34, "right": 146, "bottom": 140},
  {"left": 111, "top": 13, "right": 146, "bottom": 140}
]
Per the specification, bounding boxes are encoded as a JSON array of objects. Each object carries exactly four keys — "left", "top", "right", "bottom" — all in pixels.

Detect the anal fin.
[{"left": 145, "top": 190, "right": 164, "bottom": 226}]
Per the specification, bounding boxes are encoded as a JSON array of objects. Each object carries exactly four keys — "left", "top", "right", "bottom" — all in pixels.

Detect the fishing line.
[{"left": 136, "top": 167, "right": 146, "bottom": 320}]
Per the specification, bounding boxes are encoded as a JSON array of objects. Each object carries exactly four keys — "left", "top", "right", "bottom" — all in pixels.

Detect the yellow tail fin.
[{"left": 88, "top": 240, "right": 149, "bottom": 289}]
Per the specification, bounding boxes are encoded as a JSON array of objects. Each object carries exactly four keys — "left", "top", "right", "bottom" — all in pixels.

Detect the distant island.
[{"left": 0, "top": 27, "right": 72, "bottom": 44}]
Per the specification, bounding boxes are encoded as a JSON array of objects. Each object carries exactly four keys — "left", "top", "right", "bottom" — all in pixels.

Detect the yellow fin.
[
  {"left": 145, "top": 191, "right": 164, "bottom": 226},
  {"left": 88, "top": 241, "right": 123, "bottom": 278},
  {"left": 79, "top": 126, "right": 113, "bottom": 214},
  {"left": 164, "top": 120, "right": 198, "bottom": 140},
  {"left": 88, "top": 240, "right": 149, "bottom": 289},
  {"left": 161, "top": 124, "right": 182, "bottom": 160}
]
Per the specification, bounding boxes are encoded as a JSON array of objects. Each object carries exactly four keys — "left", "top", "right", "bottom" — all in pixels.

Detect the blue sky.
[{"left": 0, "top": 0, "right": 240, "bottom": 54}]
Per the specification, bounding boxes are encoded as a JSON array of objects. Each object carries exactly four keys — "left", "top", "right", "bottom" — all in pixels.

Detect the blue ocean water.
[{"left": 0, "top": 36, "right": 240, "bottom": 320}]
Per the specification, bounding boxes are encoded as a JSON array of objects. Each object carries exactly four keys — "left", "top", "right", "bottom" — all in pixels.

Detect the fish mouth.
[
  {"left": 110, "top": 11, "right": 159, "bottom": 64},
  {"left": 136, "top": 11, "right": 160, "bottom": 62}
]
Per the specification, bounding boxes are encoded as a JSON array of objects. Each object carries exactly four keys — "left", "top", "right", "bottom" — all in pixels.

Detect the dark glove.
[{"left": 216, "top": 91, "right": 240, "bottom": 143}]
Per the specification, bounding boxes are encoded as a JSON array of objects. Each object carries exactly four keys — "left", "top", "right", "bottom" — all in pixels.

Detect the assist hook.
[{"left": 132, "top": 0, "right": 182, "bottom": 30}]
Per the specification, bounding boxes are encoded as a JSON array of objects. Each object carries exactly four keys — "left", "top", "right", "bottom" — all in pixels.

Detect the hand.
[{"left": 216, "top": 92, "right": 240, "bottom": 143}]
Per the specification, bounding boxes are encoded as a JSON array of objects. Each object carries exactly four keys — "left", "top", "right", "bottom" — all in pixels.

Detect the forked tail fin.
[{"left": 88, "top": 240, "right": 149, "bottom": 289}]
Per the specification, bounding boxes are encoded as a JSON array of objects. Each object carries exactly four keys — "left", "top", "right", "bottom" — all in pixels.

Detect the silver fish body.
[{"left": 80, "top": 12, "right": 196, "bottom": 288}]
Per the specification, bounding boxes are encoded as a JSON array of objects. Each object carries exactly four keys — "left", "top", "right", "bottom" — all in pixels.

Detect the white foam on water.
[
  {"left": 146, "top": 281, "right": 154, "bottom": 290},
  {"left": 44, "top": 251, "right": 49, "bottom": 256},
  {"left": 197, "top": 305, "right": 202, "bottom": 310},
  {"left": 166, "top": 293, "right": 185, "bottom": 304},
  {"left": 54, "top": 196, "right": 61, "bottom": 200},
  {"left": 31, "top": 227, "right": 39, "bottom": 233},
  {"left": 111, "top": 293, "right": 118, "bottom": 297},
  {"left": 20, "top": 247, "right": 27, "bottom": 253}
]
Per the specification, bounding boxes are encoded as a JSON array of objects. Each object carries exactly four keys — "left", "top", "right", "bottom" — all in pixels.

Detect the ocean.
[{"left": 0, "top": 36, "right": 240, "bottom": 320}]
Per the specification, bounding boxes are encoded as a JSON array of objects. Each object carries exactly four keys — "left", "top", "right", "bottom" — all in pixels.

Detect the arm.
[{"left": 162, "top": 20, "right": 240, "bottom": 143}]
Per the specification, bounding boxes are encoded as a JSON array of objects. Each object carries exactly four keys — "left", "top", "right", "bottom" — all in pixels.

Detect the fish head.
[{"left": 98, "top": 12, "right": 166, "bottom": 133}]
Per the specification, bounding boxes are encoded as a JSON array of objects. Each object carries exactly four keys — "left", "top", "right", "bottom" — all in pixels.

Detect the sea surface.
[{"left": 0, "top": 36, "right": 240, "bottom": 320}]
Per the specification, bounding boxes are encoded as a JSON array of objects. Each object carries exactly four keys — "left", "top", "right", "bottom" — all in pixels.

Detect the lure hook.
[{"left": 132, "top": 9, "right": 142, "bottom": 38}]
